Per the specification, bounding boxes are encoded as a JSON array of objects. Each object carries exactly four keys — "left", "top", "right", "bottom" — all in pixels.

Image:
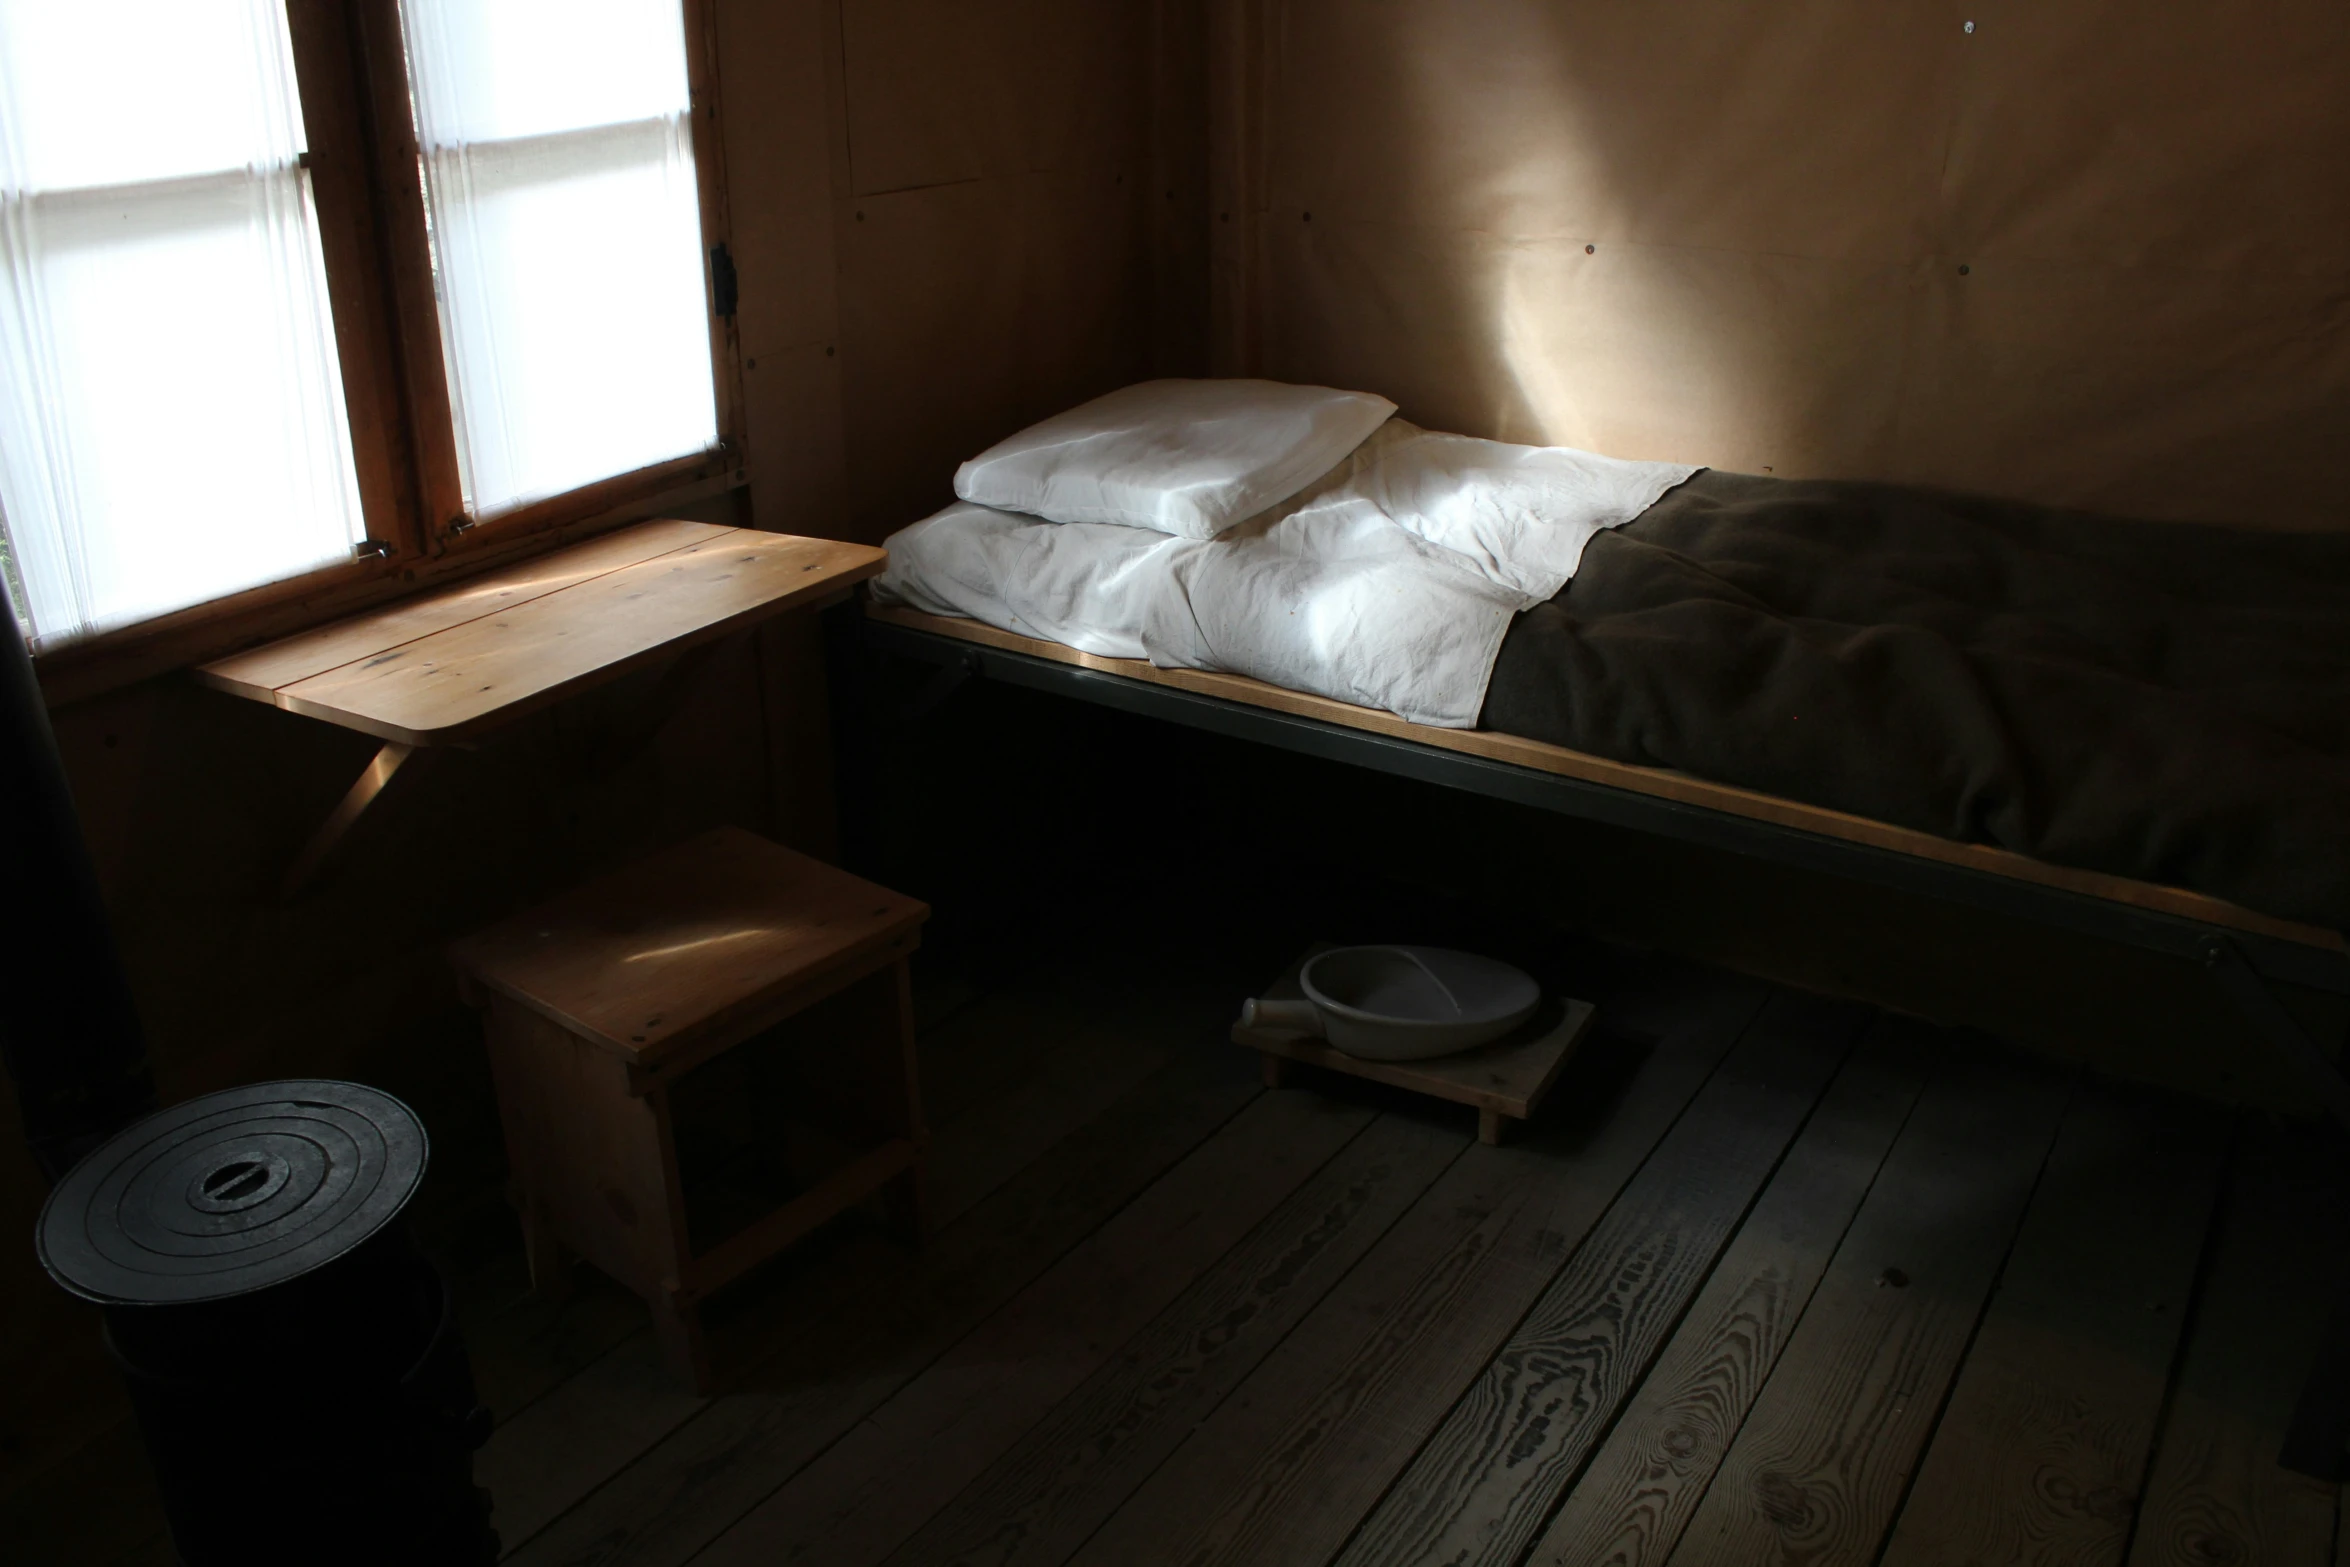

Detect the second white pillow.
[{"left": 954, "top": 377, "right": 1397, "bottom": 540}]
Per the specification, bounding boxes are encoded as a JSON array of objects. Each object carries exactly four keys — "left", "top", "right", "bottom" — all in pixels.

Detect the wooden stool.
[{"left": 449, "top": 826, "right": 929, "bottom": 1389}]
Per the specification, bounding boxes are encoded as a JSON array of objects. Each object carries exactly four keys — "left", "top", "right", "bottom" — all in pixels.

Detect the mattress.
[{"left": 878, "top": 429, "right": 2350, "bottom": 930}]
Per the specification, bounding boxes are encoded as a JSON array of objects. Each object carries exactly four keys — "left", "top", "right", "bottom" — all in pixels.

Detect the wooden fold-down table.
[{"left": 199, "top": 519, "right": 884, "bottom": 896}]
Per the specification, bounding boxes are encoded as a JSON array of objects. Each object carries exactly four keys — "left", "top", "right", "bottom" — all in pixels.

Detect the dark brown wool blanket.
[{"left": 1480, "top": 471, "right": 2350, "bottom": 930}]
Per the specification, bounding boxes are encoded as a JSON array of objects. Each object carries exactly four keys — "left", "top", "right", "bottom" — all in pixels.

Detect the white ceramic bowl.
[{"left": 1294, "top": 945, "right": 1540, "bottom": 1061}]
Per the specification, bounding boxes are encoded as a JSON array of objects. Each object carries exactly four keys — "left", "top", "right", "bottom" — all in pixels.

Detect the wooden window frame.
[{"left": 29, "top": 0, "right": 746, "bottom": 708}]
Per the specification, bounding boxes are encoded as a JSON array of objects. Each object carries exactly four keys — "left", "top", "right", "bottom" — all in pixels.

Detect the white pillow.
[{"left": 954, "top": 378, "right": 1397, "bottom": 540}]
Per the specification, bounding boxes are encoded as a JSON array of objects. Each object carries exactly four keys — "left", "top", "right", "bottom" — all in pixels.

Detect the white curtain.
[
  {"left": 399, "top": 0, "right": 718, "bottom": 518},
  {"left": 0, "top": 0, "right": 365, "bottom": 649}
]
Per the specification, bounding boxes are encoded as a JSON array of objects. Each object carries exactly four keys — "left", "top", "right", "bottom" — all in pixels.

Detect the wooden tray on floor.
[{"left": 1232, "top": 946, "right": 1596, "bottom": 1144}]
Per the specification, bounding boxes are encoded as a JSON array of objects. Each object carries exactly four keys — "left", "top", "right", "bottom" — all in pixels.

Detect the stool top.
[{"left": 449, "top": 828, "right": 928, "bottom": 1062}]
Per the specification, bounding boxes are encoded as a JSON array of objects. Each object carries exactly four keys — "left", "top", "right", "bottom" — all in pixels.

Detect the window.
[
  {"left": 0, "top": 1, "right": 365, "bottom": 646},
  {"left": 0, "top": 0, "right": 735, "bottom": 665},
  {"left": 401, "top": 0, "right": 718, "bottom": 515}
]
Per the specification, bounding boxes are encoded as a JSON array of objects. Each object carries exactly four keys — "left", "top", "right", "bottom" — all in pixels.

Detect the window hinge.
[
  {"left": 710, "top": 242, "right": 739, "bottom": 321},
  {"left": 353, "top": 538, "right": 393, "bottom": 559},
  {"left": 446, "top": 516, "right": 478, "bottom": 538}
]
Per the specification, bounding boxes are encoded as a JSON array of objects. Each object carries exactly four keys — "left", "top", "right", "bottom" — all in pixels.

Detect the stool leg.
[
  {"left": 1478, "top": 1107, "right": 1507, "bottom": 1147},
  {"left": 1261, "top": 1053, "right": 1294, "bottom": 1089},
  {"left": 653, "top": 1287, "right": 711, "bottom": 1394}
]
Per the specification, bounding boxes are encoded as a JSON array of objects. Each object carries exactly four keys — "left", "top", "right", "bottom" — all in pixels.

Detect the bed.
[
  {"left": 854, "top": 380, "right": 2350, "bottom": 1123},
  {"left": 852, "top": 378, "right": 2350, "bottom": 1475}
]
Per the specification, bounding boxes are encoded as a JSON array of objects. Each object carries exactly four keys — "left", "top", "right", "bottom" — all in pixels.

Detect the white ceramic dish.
[{"left": 1241, "top": 945, "right": 1541, "bottom": 1062}]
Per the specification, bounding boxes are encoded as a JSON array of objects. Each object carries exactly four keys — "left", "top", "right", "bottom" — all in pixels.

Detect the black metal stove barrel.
[{"left": 37, "top": 1080, "right": 499, "bottom": 1564}]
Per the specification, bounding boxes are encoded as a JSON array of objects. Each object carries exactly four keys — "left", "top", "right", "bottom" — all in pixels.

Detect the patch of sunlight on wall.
[{"left": 1369, "top": 5, "right": 1806, "bottom": 472}]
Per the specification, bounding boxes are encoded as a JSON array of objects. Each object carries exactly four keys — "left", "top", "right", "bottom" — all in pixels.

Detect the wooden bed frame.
[
  {"left": 856, "top": 597, "right": 2350, "bottom": 1477},
  {"left": 858, "top": 603, "right": 2349, "bottom": 1084},
  {"left": 868, "top": 605, "right": 2328, "bottom": 949}
]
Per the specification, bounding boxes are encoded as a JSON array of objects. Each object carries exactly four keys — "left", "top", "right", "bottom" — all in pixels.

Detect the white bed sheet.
[{"left": 871, "top": 419, "right": 1695, "bottom": 728}]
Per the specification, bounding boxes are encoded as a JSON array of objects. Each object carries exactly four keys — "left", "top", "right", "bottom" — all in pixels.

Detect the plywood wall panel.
[
  {"left": 1890, "top": 260, "right": 2350, "bottom": 527},
  {"left": 823, "top": 0, "right": 1164, "bottom": 538},
  {"left": 1268, "top": 0, "right": 1960, "bottom": 265},
  {"left": 1943, "top": 0, "right": 2350, "bottom": 276},
  {"left": 1232, "top": 0, "right": 2350, "bottom": 530},
  {"left": 1268, "top": 218, "right": 1915, "bottom": 478},
  {"left": 742, "top": 341, "right": 851, "bottom": 537},
  {"left": 717, "top": 0, "right": 852, "bottom": 544},
  {"left": 838, "top": 180, "right": 1027, "bottom": 535},
  {"left": 1151, "top": 0, "right": 1213, "bottom": 375},
  {"left": 716, "top": 0, "right": 844, "bottom": 359},
  {"left": 842, "top": 0, "right": 1150, "bottom": 195},
  {"left": 838, "top": 170, "right": 1153, "bottom": 537},
  {"left": 1013, "top": 170, "right": 1157, "bottom": 413}
]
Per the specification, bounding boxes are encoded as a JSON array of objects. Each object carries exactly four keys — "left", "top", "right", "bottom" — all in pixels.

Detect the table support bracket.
[{"left": 281, "top": 741, "right": 421, "bottom": 901}]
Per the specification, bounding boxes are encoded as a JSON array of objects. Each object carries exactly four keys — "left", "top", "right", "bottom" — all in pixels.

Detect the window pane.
[
  {"left": 0, "top": 1, "right": 365, "bottom": 648},
  {"left": 401, "top": 0, "right": 693, "bottom": 143},
  {"left": 401, "top": 0, "right": 718, "bottom": 516},
  {"left": 0, "top": 1, "right": 307, "bottom": 190}
]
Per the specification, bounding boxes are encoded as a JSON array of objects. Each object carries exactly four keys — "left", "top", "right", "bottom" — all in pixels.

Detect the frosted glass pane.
[
  {"left": 403, "top": 0, "right": 718, "bottom": 515},
  {"left": 401, "top": 0, "right": 691, "bottom": 142},
  {"left": 0, "top": 2, "right": 365, "bottom": 648},
  {"left": 0, "top": 1, "right": 307, "bottom": 190}
]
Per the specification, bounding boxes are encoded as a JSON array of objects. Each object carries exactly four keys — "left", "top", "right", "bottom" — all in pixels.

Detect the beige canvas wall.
[{"left": 1213, "top": 0, "right": 2350, "bottom": 530}]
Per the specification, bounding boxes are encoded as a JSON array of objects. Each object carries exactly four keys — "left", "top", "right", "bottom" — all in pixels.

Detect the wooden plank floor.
[{"left": 15, "top": 943, "right": 2350, "bottom": 1567}]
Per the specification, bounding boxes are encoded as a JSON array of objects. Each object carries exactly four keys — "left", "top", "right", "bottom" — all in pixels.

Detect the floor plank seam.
[
  {"left": 982, "top": 1111, "right": 1483, "bottom": 1567},
  {"left": 1494, "top": 1017, "right": 1877, "bottom": 1567},
  {"left": 1861, "top": 1065, "right": 2086, "bottom": 1567},
  {"left": 1307, "top": 984, "right": 1778, "bottom": 1567},
  {"left": 687, "top": 1095, "right": 1388, "bottom": 1566},
  {"left": 486, "top": 1326, "right": 694, "bottom": 1563},
  {"left": 503, "top": 1064, "right": 1274, "bottom": 1562},
  {"left": 1046, "top": 1118, "right": 1484, "bottom": 1567},
  {"left": 2107, "top": 1109, "right": 2248, "bottom": 1567},
  {"left": 1644, "top": 1034, "right": 1947, "bottom": 1556},
  {"left": 668, "top": 1078, "right": 1360, "bottom": 1565}
]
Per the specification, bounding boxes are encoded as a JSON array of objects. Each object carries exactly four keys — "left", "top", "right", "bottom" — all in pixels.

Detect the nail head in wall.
[
  {"left": 1958, "top": 263, "right": 1971, "bottom": 275},
  {"left": 826, "top": 345, "right": 835, "bottom": 356},
  {"left": 1220, "top": 211, "right": 1230, "bottom": 222},
  {"left": 855, "top": 210, "right": 865, "bottom": 221},
  {"left": 1585, "top": 243, "right": 1595, "bottom": 254},
  {"left": 1762, "top": 465, "right": 1773, "bottom": 473},
  {"left": 1964, "top": 18, "right": 1975, "bottom": 32},
  {"left": 746, "top": 358, "right": 756, "bottom": 370},
  {"left": 1303, "top": 211, "right": 1312, "bottom": 222}
]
